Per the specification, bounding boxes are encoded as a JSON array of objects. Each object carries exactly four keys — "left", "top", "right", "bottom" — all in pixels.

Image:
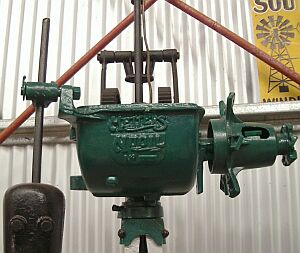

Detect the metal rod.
[
  {"left": 166, "top": 0, "right": 300, "bottom": 85},
  {"left": 139, "top": 235, "right": 148, "bottom": 253},
  {"left": 38, "top": 18, "right": 50, "bottom": 82},
  {"left": 31, "top": 18, "right": 50, "bottom": 183},
  {"left": 0, "top": 0, "right": 157, "bottom": 144},
  {"left": 32, "top": 106, "right": 44, "bottom": 183},
  {"left": 100, "top": 60, "right": 107, "bottom": 96},
  {"left": 134, "top": 0, "right": 143, "bottom": 103},
  {"left": 171, "top": 59, "right": 179, "bottom": 103}
]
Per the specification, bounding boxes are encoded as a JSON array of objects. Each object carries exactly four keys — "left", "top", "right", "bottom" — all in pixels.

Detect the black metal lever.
[
  {"left": 97, "top": 49, "right": 180, "bottom": 102},
  {"left": 97, "top": 49, "right": 179, "bottom": 63}
]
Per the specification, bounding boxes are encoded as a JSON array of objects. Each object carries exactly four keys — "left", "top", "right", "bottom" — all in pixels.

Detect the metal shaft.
[
  {"left": 134, "top": 0, "right": 143, "bottom": 103},
  {"left": 171, "top": 59, "right": 179, "bottom": 103},
  {"left": 38, "top": 18, "right": 50, "bottom": 82},
  {"left": 0, "top": 0, "right": 157, "bottom": 144},
  {"left": 32, "top": 18, "right": 50, "bottom": 183},
  {"left": 101, "top": 61, "right": 107, "bottom": 93},
  {"left": 139, "top": 235, "right": 148, "bottom": 253},
  {"left": 32, "top": 106, "right": 44, "bottom": 183}
]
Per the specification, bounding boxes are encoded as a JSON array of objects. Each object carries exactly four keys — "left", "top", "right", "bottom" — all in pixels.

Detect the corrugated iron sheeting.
[{"left": 0, "top": 0, "right": 299, "bottom": 252}]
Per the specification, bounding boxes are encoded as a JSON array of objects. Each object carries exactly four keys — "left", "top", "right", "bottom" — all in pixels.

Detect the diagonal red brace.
[
  {"left": 167, "top": 0, "right": 300, "bottom": 85},
  {"left": 0, "top": 0, "right": 157, "bottom": 144}
]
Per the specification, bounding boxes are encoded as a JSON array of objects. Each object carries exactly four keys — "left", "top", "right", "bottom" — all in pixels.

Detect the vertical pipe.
[
  {"left": 32, "top": 18, "right": 50, "bottom": 183},
  {"left": 134, "top": 0, "right": 143, "bottom": 103}
]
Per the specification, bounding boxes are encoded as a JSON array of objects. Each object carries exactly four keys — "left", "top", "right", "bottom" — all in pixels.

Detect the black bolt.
[
  {"left": 112, "top": 205, "right": 123, "bottom": 212},
  {"left": 10, "top": 216, "right": 27, "bottom": 233},
  {"left": 162, "top": 229, "right": 169, "bottom": 238},
  {"left": 118, "top": 229, "right": 126, "bottom": 239},
  {"left": 41, "top": 220, "right": 53, "bottom": 233},
  {"left": 38, "top": 216, "right": 54, "bottom": 233}
]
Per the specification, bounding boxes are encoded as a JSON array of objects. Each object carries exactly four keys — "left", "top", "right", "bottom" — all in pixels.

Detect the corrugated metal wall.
[{"left": 0, "top": 0, "right": 299, "bottom": 252}]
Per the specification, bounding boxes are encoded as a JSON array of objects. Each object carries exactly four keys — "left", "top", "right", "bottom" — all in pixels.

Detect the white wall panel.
[{"left": 0, "top": 0, "right": 299, "bottom": 252}]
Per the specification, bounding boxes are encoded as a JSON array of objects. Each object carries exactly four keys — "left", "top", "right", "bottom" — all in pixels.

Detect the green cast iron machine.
[
  {"left": 21, "top": 64, "right": 298, "bottom": 248},
  {"left": 20, "top": 1, "right": 298, "bottom": 250}
]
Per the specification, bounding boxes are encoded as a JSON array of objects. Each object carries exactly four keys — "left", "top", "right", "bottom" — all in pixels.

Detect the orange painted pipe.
[
  {"left": 167, "top": 0, "right": 300, "bottom": 85},
  {"left": 0, "top": 0, "right": 157, "bottom": 144}
]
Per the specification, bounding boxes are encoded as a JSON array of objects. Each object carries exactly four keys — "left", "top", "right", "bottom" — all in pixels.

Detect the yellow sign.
[{"left": 250, "top": 0, "right": 300, "bottom": 102}]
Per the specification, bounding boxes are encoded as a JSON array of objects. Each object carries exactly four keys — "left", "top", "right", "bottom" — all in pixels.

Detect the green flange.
[
  {"left": 119, "top": 218, "right": 166, "bottom": 246},
  {"left": 277, "top": 123, "right": 297, "bottom": 165},
  {"left": 202, "top": 92, "right": 298, "bottom": 198},
  {"left": 113, "top": 198, "right": 166, "bottom": 246}
]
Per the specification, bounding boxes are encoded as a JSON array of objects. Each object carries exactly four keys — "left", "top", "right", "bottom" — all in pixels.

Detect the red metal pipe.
[
  {"left": 0, "top": 0, "right": 157, "bottom": 144},
  {"left": 167, "top": 0, "right": 300, "bottom": 85}
]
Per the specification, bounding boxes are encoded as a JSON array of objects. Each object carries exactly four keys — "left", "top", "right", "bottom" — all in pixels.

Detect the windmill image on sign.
[{"left": 256, "top": 15, "right": 300, "bottom": 93}]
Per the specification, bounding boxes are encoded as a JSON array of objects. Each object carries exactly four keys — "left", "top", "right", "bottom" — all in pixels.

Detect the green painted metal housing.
[
  {"left": 59, "top": 85, "right": 205, "bottom": 198},
  {"left": 205, "top": 93, "right": 297, "bottom": 198},
  {"left": 59, "top": 86, "right": 297, "bottom": 200}
]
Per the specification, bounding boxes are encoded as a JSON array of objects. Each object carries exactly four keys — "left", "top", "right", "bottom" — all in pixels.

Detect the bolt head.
[
  {"left": 162, "top": 229, "right": 169, "bottom": 238},
  {"left": 118, "top": 229, "right": 126, "bottom": 238},
  {"left": 38, "top": 216, "right": 54, "bottom": 233},
  {"left": 112, "top": 205, "right": 123, "bottom": 212},
  {"left": 10, "top": 215, "right": 27, "bottom": 233},
  {"left": 106, "top": 176, "right": 118, "bottom": 187}
]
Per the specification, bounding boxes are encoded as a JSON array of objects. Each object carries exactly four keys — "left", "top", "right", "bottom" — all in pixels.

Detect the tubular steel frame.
[{"left": 1, "top": 0, "right": 300, "bottom": 144}]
